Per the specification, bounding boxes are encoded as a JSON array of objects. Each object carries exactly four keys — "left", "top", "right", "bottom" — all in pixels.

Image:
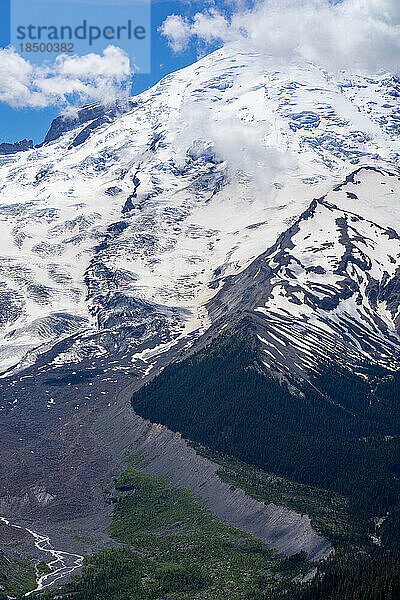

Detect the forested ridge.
[
  {"left": 17, "top": 327, "right": 400, "bottom": 599},
  {"left": 132, "top": 329, "right": 400, "bottom": 517},
  {"left": 132, "top": 326, "right": 400, "bottom": 599},
  {"left": 270, "top": 551, "right": 400, "bottom": 600}
]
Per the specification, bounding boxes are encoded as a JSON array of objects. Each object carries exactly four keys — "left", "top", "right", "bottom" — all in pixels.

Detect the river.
[{"left": 0, "top": 516, "right": 83, "bottom": 596}]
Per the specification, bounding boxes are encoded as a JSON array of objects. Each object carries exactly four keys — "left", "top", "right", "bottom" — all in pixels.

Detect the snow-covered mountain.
[
  {"left": 0, "top": 42, "right": 399, "bottom": 380},
  {"left": 1, "top": 42, "right": 400, "bottom": 585},
  {"left": 209, "top": 167, "right": 400, "bottom": 380}
]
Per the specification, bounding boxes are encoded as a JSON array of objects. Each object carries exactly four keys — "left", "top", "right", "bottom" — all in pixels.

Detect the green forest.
[
  {"left": 0, "top": 551, "right": 36, "bottom": 598},
  {"left": 34, "top": 464, "right": 311, "bottom": 600},
  {"left": 131, "top": 327, "right": 400, "bottom": 599},
  {"left": 30, "top": 457, "right": 400, "bottom": 600},
  {"left": 11, "top": 326, "right": 399, "bottom": 599}
]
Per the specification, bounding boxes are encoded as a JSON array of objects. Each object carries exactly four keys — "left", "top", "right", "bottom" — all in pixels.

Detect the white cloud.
[
  {"left": 0, "top": 45, "right": 132, "bottom": 109},
  {"left": 161, "top": 0, "right": 400, "bottom": 74},
  {"left": 160, "top": 15, "right": 192, "bottom": 52},
  {"left": 191, "top": 10, "right": 232, "bottom": 45},
  {"left": 169, "top": 94, "right": 294, "bottom": 193}
]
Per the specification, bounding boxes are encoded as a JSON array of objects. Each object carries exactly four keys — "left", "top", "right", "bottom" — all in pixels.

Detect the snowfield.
[{"left": 0, "top": 42, "right": 399, "bottom": 375}]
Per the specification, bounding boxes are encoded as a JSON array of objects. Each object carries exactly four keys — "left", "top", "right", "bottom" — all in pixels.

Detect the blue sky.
[
  {"left": 0, "top": 0, "right": 222, "bottom": 144},
  {"left": 1, "top": 1, "right": 396, "bottom": 144}
]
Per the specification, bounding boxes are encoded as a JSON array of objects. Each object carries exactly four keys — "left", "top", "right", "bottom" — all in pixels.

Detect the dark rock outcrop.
[
  {"left": 0, "top": 139, "right": 33, "bottom": 155},
  {"left": 44, "top": 99, "right": 137, "bottom": 145}
]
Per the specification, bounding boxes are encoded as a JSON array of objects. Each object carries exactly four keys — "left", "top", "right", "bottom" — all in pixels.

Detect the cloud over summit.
[{"left": 161, "top": 0, "right": 400, "bottom": 74}]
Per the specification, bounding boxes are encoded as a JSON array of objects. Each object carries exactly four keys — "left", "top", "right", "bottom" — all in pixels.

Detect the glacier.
[{"left": 0, "top": 43, "right": 399, "bottom": 377}]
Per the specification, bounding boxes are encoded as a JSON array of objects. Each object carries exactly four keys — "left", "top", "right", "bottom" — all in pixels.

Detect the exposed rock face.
[
  {"left": 0, "top": 139, "right": 33, "bottom": 155},
  {"left": 208, "top": 167, "right": 400, "bottom": 380},
  {"left": 0, "top": 42, "right": 399, "bottom": 578},
  {"left": 95, "top": 390, "right": 332, "bottom": 561},
  {"left": 0, "top": 354, "right": 330, "bottom": 561},
  {"left": 0, "top": 521, "right": 31, "bottom": 546},
  {"left": 44, "top": 99, "right": 136, "bottom": 144}
]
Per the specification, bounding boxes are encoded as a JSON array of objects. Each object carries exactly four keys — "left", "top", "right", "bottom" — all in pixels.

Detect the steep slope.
[
  {"left": 208, "top": 167, "right": 400, "bottom": 378},
  {"left": 132, "top": 166, "right": 400, "bottom": 521},
  {"left": 0, "top": 42, "right": 400, "bottom": 593},
  {"left": 0, "top": 43, "right": 399, "bottom": 376}
]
